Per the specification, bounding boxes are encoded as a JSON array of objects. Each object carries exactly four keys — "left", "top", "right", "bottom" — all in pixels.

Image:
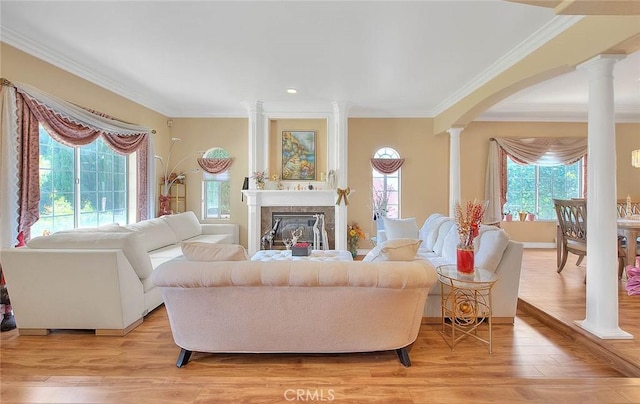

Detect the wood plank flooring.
[{"left": 1, "top": 249, "right": 639, "bottom": 403}]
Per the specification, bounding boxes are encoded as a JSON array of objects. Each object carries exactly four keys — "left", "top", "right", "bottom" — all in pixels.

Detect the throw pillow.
[
  {"left": 473, "top": 226, "right": 510, "bottom": 273},
  {"left": 383, "top": 217, "right": 418, "bottom": 240},
  {"left": 181, "top": 242, "right": 249, "bottom": 262},
  {"left": 419, "top": 215, "right": 449, "bottom": 251},
  {"left": 363, "top": 238, "right": 421, "bottom": 262}
]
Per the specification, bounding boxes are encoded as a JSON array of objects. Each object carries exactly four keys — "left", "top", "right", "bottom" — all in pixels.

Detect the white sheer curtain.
[
  {"left": 484, "top": 137, "right": 588, "bottom": 224},
  {"left": 15, "top": 82, "right": 151, "bottom": 136},
  {"left": 0, "top": 86, "right": 20, "bottom": 248}
]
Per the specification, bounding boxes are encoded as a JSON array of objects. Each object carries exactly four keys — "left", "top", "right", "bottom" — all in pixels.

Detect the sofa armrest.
[{"left": 200, "top": 223, "right": 239, "bottom": 244}]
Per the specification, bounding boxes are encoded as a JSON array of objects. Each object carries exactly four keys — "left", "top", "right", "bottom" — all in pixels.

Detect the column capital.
[
  {"left": 242, "top": 100, "right": 264, "bottom": 115},
  {"left": 447, "top": 127, "right": 464, "bottom": 137},
  {"left": 577, "top": 54, "right": 625, "bottom": 73}
]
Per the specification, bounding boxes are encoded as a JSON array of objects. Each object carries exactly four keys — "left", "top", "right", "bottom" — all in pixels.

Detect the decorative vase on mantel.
[
  {"left": 256, "top": 181, "right": 265, "bottom": 190},
  {"left": 456, "top": 246, "right": 475, "bottom": 274}
]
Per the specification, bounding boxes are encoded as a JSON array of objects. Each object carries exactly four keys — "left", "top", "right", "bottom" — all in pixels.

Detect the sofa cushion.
[
  {"left": 474, "top": 225, "right": 510, "bottom": 273},
  {"left": 55, "top": 223, "right": 128, "bottom": 233},
  {"left": 363, "top": 238, "right": 421, "bottom": 262},
  {"left": 161, "top": 212, "right": 202, "bottom": 241},
  {"left": 419, "top": 215, "right": 449, "bottom": 251},
  {"left": 27, "top": 231, "right": 154, "bottom": 280},
  {"left": 432, "top": 220, "right": 455, "bottom": 255},
  {"left": 440, "top": 225, "right": 460, "bottom": 262},
  {"left": 185, "top": 233, "right": 235, "bottom": 244},
  {"left": 383, "top": 217, "right": 418, "bottom": 240},
  {"left": 181, "top": 241, "right": 249, "bottom": 262},
  {"left": 126, "top": 218, "right": 178, "bottom": 252}
]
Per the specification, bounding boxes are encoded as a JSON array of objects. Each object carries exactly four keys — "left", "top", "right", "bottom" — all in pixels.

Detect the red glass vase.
[{"left": 456, "top": 247, "right": 475, "bottom": 274}]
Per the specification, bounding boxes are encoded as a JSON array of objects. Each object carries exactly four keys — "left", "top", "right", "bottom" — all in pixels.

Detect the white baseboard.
[{"left": 523, "top": 242, "right": 556, "bottom": 249}]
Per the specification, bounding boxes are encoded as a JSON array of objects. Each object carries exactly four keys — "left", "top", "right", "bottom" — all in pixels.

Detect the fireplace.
[
  {"left": 242, "top": 189, "right": 347, "bottom": 255},
  {"left": 261, "top": 207, "right": 335, "bottom": 250}
]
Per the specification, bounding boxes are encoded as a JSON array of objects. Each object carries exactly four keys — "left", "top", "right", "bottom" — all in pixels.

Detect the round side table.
[{"left": 436, "top": 265, "right": 498, "bottom": 353}]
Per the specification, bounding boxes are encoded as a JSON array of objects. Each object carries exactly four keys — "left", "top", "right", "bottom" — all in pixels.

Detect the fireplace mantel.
[
  {"left": 243, "top": 189, "right": 337, "bottom": 206},
  {"left": 242, "top": 189, "right": 351, "bottom": 255}
]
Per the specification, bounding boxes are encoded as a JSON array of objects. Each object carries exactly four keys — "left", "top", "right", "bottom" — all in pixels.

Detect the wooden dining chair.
[
  {"left": 554, "top": 198, "right": 627, "bottom": 277},
  {"left": 617, "top": 199, "right": 640, "bottom": 218},
  {"left": 554, "top": 199, "right": 587, "bottom": 273}
]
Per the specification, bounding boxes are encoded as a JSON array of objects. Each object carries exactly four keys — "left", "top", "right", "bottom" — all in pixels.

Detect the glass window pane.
[
  {"left": 506, "top": 156, "right": 582, "bottom": 220},
  {"left": 34, "top": 126, "right": 128, "bottom": 235}
]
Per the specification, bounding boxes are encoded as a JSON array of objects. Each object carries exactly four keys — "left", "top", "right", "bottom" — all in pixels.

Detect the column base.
[{"left": 575, "top": 319, "right": 634, "bottom": 340}]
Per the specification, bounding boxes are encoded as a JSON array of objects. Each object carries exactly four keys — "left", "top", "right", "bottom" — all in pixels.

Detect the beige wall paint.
[
  {"left": 347, "top": 118, "right": 447, "bottom": 247},
  {"left": 268, "top": 119, "right": 327, "bottom": 181},
  {"left": 169, "top": 118, "right": 249, "bottom": 247}
]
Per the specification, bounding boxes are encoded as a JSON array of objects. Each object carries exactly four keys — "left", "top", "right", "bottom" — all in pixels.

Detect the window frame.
[
  {"left": 372, "top": 147, "right": 401, "bottom": 219},
  {"left": 505, "top": 156, "right": 584, "bottom": 221},
  {"left": 33, "top": 125, "right": 129, "bottom": 236}
]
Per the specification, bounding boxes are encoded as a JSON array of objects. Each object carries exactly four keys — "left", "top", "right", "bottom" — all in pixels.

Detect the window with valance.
[
  {"left": 202, "top": 147, "right": 232, "bottom": 220},
  {"left": 371, "top": 147, "right": 403, "bottom": 219},
  {"left": 485, "top": 137, "right": 587, "bottom": 223},
  {"left": 0, "top": 79, "right": 154, "bottom": 245}
]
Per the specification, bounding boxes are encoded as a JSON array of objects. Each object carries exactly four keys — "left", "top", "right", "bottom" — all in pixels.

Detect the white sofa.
[
  {"left": 0, "top": 211, "right": 239, "bottom": 336},
  {"left": 373, "top": 213, "right": 524, "bottom": 323},
  {"left": 152, "top": 257, "right": 438, "bottom": 367}
]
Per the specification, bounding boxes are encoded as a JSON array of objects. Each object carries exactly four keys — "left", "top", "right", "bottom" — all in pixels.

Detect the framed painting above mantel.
[{"left": 281, "top": 130, "right": 316, "bottom": 180}]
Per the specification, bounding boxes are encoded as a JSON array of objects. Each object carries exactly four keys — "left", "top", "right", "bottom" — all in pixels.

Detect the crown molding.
[
  {"left": 431, "top": 15, "right": 584, "bottom": 117},
  {"left": 1, "top": 27, "right": 174, "bottom": 117}
]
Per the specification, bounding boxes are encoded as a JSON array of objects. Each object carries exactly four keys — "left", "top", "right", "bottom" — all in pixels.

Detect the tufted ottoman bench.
[{"left": 250, "top": 249, "right": 353, "bottom": 262}]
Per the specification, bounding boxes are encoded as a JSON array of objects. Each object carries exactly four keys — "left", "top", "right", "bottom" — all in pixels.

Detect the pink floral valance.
[
  {"left": 370, "top": 158, "right": 405, "bottom": 174},
  {"left": 197, "top": 157, "right": 233, "bottom": 174}
]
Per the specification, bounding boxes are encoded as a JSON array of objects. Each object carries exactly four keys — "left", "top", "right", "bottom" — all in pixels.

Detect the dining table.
[{"left": 618, "top": 218, "right": 640, "bottom": 268}]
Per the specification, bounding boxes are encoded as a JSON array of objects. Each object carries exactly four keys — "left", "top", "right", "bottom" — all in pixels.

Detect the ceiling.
[{"left": 1, "top": 1, "right": 639, "bottom": 121}]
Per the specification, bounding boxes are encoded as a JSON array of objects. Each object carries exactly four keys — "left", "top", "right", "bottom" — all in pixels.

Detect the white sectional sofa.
[
  {"left": 0, "top": 212, "right": 239, "bottom": 336},
  {"left": 372, "top": 213, "right": 524, "bottom": 323}
]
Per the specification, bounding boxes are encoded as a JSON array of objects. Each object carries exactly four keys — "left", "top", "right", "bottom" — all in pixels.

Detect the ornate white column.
[
  {"left": 245, "top": 101, "right": 264, "bottom": 254},
  {"left": 245, "top": 101, "right": 265, "bottom": 188},
  {"left": 447, "top": 127, "right": 463, "bottom": 217},
  {"left": 576, "top": 55, "right": 632, "bottom": 340},
  {"left": 332, "top": 102, "right": 350, "bottom": 250}
]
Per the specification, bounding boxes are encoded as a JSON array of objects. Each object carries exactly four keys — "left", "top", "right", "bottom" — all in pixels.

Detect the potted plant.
[{"left": 503, "top": 210, "right": 512, "bottom": 222}]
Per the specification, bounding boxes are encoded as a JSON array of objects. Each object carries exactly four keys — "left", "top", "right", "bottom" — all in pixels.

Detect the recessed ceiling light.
[{"left": 287, "top": 88, "right": 298, "bottom": 94}]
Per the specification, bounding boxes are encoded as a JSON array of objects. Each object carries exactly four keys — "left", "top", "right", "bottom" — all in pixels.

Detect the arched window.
[
  {"left": 202, "top": 147, "right": 231, "bottom": 219},
  {"left": 371, "top": 147, "right": 401, "bottom": 219}
]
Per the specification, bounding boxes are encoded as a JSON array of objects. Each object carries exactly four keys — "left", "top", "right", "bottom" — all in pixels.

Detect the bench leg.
[
  {"left": 395, "top": 347, "right": 411, "bottom": 367},
  {"left": 176, "top": 348, "right": 192, "bottom": 368}
]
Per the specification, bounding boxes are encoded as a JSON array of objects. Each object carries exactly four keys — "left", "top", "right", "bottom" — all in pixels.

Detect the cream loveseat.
[
  {"left": 152, "top": 255, "right": 438, "bottom": 367},
  {"left": 0, "top": 211, "right": 239, "bottom": 336},
  {"left": 373, "top": 213, "right": 524, "bottom": 323}
]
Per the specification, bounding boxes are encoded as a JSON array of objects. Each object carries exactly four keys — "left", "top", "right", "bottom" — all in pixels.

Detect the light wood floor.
[{"left": 1, "top": 249, "right": 640, "bottom": 403}]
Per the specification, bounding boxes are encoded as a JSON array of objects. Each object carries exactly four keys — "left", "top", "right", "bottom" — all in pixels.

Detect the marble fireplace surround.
[
  {"left": 242, "top": 189, "right": 346, "bottom": 255},
  {"left": 261, "top": 207, "right": 335, "bottom": 250}
]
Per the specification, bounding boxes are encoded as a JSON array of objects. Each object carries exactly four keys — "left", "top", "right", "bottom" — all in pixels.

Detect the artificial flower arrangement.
[
  {"left": 347, "top": 222, "right": 366, "bottom": 258},
  {"left": 454, "top": 200, "right": 487, "bottom": 273},
  {"left": 455, "top": 199, "right": 487, "bottom": 249},
  {"left": 251, "top": 171, "right": 266, "bottom": 189}
]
